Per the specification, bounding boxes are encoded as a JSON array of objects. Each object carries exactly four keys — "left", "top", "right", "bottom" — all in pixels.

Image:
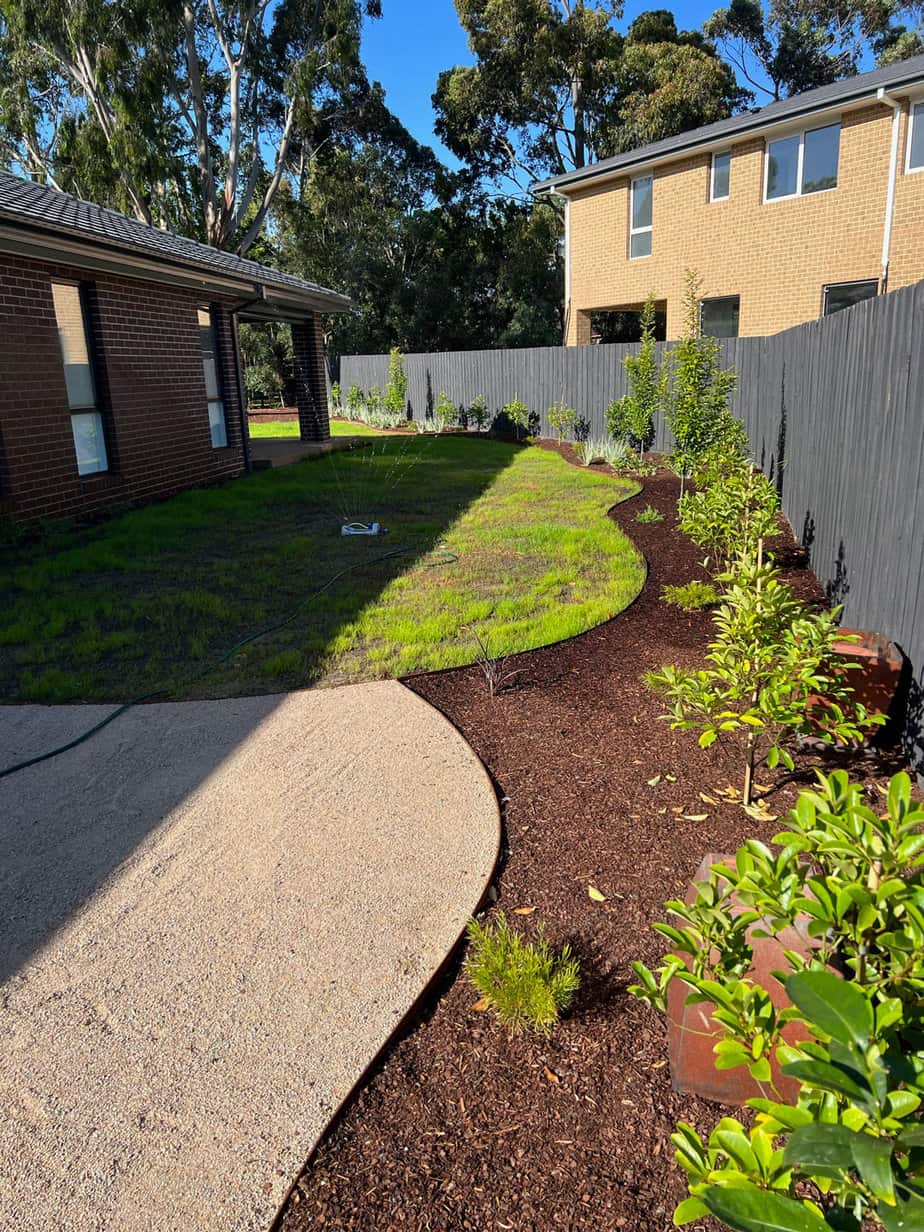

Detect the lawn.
[
  {"left": 0, "top": 438, "right": 645, "bottom": 702},
  {"left": 249, "top": 417, "right": 384, "bottom": 438}
]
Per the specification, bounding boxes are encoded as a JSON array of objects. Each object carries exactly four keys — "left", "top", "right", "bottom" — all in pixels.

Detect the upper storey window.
[
  {"left": 766, "top": 123, "right": 840, "bottom": 200},
  {"left": 908, "top": 100, "right": 924, "bottom": 172},
  {"left": 630, "top": 175, "right": 653, "bottom": 258}
]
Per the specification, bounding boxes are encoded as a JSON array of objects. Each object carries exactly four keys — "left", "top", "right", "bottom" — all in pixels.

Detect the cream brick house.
[{"left": 534, "top": 54, "right": 924, "bottom": 343}]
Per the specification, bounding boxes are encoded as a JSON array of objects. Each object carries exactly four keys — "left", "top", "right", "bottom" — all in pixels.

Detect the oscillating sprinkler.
[{"left": 341, "top": 522, "right": 387, "bottom": 536}]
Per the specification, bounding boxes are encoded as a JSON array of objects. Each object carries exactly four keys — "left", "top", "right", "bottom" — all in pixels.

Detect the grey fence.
[{"left": 342, "top": 282, "right": 924, "bottom": 770}]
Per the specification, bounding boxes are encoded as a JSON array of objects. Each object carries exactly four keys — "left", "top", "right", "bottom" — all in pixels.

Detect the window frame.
[
  {"left": 764, "top": 121, "right": 841, "bottom": 203},
  {"left": 629, "top": 174, "right": 653, "bottom": 259},
  {"left": 51, "top": 278, "right": 111, "bottom": 477},
  {"left": 710, "top": 150, "right": 731, "bottom": 202},
  {"left": 700, "top": 294, "right": 741, "bottom": 339},
  {"left": 821, "top": 279, "right": 879, "bottom": 317},
  {"left": 906, "top": 97, "right": 924, "bottom": 174},
  {"left": 198, "top": 305, "right": 229, "bottom": 449}
]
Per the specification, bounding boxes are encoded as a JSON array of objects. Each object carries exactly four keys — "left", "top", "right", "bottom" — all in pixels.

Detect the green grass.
[
  {"left": 248, "top": 418, "right": 386, "bottom": 438},
  {"left": 0, "top": 438, "right": 644, "bottom": 702}
]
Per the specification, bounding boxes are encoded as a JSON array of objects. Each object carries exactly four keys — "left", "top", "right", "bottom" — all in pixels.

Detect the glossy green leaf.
[
  {"left": 674, "top": 1196, "right": 710, "bottom": 1225},
  {"left": 783, "top": 1123, "right": 855, "bottom": 1177},
  {"left": 785, "top": 970, "right": 871, "bottom": 1050},
  {"left": 703, "top": 1186, "right": 830, "bottom": 1231},
  {"left": 851, "top": 1131, "right": 894, "bottom": 1203}
]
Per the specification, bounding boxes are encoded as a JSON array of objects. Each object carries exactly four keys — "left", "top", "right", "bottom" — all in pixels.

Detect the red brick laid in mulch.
[{"left": 277, "top": 445, "right": 904, "bottom": 1232}]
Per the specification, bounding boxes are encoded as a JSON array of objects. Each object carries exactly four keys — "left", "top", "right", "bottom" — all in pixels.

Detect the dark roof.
[
  {"left": 0, "top": 170, "right": 351, "bottom": 311},
  {"left": 535, "top": 52, "right": 924, "bottom": 193}
]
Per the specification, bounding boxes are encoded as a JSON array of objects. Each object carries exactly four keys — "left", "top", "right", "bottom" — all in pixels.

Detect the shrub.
[
  {"left": 465, "top": 913, "right": 580, "bottom": 1036},
  {"left": 635, "top": 503, "right": 664, "bottom": 524},
  {"left": 385, "top": 346, "right": 408, "bottom": 420},
  {"left": 661, "top": 580, "right": 719, "bottom": 610},
  {"left": 579, "top": 434, "right": 634, "bottom": 470},
  {"left": 646, "top": 550, "right": 883, "bottom": 805},
  {"left": 548, "top": 400, "right": 578, "bottom": 442},
  {"left": 345, "top": 384, "right": 364, "bottom": 418},
  {"left": 574, "top": 415, "right": 591, "bottom": 444},
  {"left": 502, "top": 397, "right": 530, "bottom": 440},
  {"left": 678, "top": 464, "right": 781, "bottom": 572},
  {"left": 473, "top": 632, "right": 520, "bottom": 698},
  {"left": 329, "top": 381, "right": 342, "bottom": 416},
  {"left": 469, "top": 395, "right": 490, "bottom": 431},
  {"left": 630, "top": 769, "right": 924, "bottom": 1232},
  {"left": 665, "top": 271, "right": 741, "bottom": 496},
  {"left": 434, "top": 390, "right": 457, "bottom": 432},
  {"left": 606, "top": 292, "right": 666, "bottom": 456}
]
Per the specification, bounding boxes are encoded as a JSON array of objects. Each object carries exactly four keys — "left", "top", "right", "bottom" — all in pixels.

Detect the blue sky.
[{"left": 361, "top": 0, "right": 722, "bottom": 166}]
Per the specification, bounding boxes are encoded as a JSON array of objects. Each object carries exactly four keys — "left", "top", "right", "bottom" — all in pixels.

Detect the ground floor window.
[
  {"left": 822, "top": 280, "right": 878, "bottom": 316},
  {"left": 700, "top": 295, "right": 740, "bottom": 338},
  {"left": 51, "top": 280, "right": 109, "bottom": 476},
  {"left": 590, "top": 304, "right": 667, "bottom": 344},
  {"left": 198, "top": 307, "right": 228, "bottom": 448}
]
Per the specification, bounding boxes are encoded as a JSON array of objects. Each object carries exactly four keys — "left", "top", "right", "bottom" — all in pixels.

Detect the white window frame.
[
  {"left": 629, "top": 175, "right": 653, "bottom": 259},
  {"left": 710, "top": 150, "right": 731, "bottom": 201},
  {"left": 906, "top": 97, "right": 924, "bottom": 174},
  {"left": 198, "top": 306, "right": 228, "bottom": 449},
  {"left": 821, "top": 279, "right": 879, "bottom": 317},
  {"left": 763, "top": 121, "right": 840, "bottom": 203}
]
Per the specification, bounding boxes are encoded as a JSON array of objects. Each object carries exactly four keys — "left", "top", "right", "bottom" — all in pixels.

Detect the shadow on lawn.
[{"left": 0, "top": 436, "right": 518, "bottom": 984}]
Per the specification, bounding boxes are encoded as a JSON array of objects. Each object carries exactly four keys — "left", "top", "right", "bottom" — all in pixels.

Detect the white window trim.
[
  {"left": 763, "top": 122, "right": 840, "bottom": 203},
  {"left": 629, "top": 175, "right": 653, "bottom": 259},
  {"left": 710, "top": 150, "right": 731, "bottom": 201},
  {"left": 906, "top": 97, "right": 924, "bottom": 174}
]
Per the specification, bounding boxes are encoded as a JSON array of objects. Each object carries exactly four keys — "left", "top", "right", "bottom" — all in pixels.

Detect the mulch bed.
[{"left": 277, "top": 445, "right": 905, "bottom": 1232}]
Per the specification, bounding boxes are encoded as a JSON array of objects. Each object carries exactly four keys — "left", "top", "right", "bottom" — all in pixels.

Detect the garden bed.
[{"left": 276, "top": 448, "right": 905, "bottom": 1231}]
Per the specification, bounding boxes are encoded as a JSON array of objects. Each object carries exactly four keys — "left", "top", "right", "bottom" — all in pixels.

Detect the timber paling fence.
[{"left": 341, "top": 280, "right": 924, "bottom": 772}]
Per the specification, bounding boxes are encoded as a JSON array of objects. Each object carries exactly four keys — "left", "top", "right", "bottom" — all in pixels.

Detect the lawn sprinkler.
[{"left": 341, "top": 521, "right": 388, "bottom": 536}]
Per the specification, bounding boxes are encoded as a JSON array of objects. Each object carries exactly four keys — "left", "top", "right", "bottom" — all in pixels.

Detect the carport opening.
[{"left": 590, "top": 301, "right": 667, "bottom": 344}]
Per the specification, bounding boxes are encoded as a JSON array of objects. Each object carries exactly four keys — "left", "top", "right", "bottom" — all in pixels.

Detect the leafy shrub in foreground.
[
  {"left": 465, "top": 913, "right": 579, "bottom": 1036},
  {"left": 630, "top": 769, "right": 924, "bottom": 1232},
  {"left": 661, "top": 580, "right": 718, "bottom": 610},
  {"left": 646, "top": 550, "right": 883, "bottom": 805}
]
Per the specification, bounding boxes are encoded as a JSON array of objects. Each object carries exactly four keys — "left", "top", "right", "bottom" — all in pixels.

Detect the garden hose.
[{"left": 0, "top": 544, "right": 458, "bottom": 782}]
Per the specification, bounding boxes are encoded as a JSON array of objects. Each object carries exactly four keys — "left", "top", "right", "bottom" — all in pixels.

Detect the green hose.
[{"left": 0, "top": 544, "right": 458, "bottom": 782}]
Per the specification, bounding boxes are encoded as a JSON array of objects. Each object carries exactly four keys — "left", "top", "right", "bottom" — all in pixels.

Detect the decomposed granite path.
[{"left": 0, "top": 680, "right": 500, "bottom": 1231}]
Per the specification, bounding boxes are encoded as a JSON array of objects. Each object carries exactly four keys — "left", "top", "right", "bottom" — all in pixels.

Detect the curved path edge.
[{"left": 0, "top": 680, "right": 501, "bottom": 1232}]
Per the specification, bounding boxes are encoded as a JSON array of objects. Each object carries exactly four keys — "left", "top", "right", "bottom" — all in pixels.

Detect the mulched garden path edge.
[{"left": 276, "top": 442, "right": 906, "bottom": 1232}]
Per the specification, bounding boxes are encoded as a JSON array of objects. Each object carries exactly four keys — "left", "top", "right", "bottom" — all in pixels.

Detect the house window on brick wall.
[
  {"left": 908, "top": 100, "right": 924, "bottom": 172},
  {"left": 700, "top": 295, "right": 740, "bottom": 338},
  {"left": 198, "top": 307, "right": 228, "bottom": 448},
  {"left": 51, "top": 281, "right": 109, "bottom": 476},
  {"left": 765, "top": 122, "right": 840, "bottom": 200},
  {"left": 629, "top": 175, "right": 653, "bottom": 258},
  {"left": 710, "top": 151, "right": 731, "bottom": 200},
  {"left": 823, "top": 280, "right": 878, "bottom": 316}
]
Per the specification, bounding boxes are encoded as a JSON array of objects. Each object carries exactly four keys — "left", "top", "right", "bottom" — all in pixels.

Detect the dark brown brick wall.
[
  {"left": 0, "top": 254, "right": 248, "bottom": 521},
  {"left": 292, "top": 316, "right": 330, "bottom": 442}
]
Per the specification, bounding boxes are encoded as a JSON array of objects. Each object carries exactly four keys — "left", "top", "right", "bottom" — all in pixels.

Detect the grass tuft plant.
[
  {"left": 661, "top": 580, "right": 719, "bottom": 610},
  {"left": 579, "top": 434, "right": 634, "bottom": 470},
  {"left": 465, "top": 913, "right": 580, "bottom": 1036},
  {"left": 635, "top": 503, "right": 664, "bottom": 524}
]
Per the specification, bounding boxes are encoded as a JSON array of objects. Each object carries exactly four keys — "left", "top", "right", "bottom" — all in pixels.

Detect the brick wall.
[
  {"left": 291, "top": 316, "right": 330, "bottom": 442},
  {"left": 566, "top": 101, "right": 924, "bottom": 342},
  {"left": 0, "top": 254, "right": 248, "bottom": 521}
]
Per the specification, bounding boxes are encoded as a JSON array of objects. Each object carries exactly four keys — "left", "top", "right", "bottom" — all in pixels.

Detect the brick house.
[
  {"left": 534, "top": 54, "right": 924, "bottom": 343},
  {"left": 0, "top": 172, "right": 350, "bottom": 521}
]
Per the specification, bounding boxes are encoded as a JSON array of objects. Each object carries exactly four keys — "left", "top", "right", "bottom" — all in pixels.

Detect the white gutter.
[{"left": 878, "top": 87, "right": 904, "bottom": 293}]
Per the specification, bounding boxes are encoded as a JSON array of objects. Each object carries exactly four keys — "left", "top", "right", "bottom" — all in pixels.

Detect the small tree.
[
  {"left": 469, "top": 395, "right": 489, "bottom": 432},
  {"left": 385, "top": 347, "right": 408, "bottom": 421},
  {"left": 679, "top": 464, "right": 781, "bottom": 572},
  {"left": 434, "top": 390, "right": 457, "bottom": 432},
  {"left": 646, "top": 547, "right": 882, "bottom": 806},
  {"left": 606, "top": 292, "right": 666, "bottom": 459},
  {"left": 548, "top": 400, "right": 578, "bottom": 442},
  {"left": 666, "top": 272, "right": 740, "bottom": 498},
  {"left": 503, "top": 397, "right": 530, "bottom": 441}
]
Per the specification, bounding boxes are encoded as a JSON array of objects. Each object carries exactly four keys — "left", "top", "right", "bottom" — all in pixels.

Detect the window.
[
  {"left": 198, "top": 307, "right": 227, "bottom": 448},
  {"left": 766, "top": 123, "right": 840, "bottom": 200},
  {"left": 700, "top": 295, "right": 740, "bottom": 338},
  {"left": 908, "top": 100, "right": 924, "bottom": 172},
  {"left": 629, "top": 175, "right": 653, "bottom": 258},
  {"left": 51, "top": 281, "right": 109, "bottom": 476},
  {"left": 822, "top": 280, "right": 878, "bottom": 316},
  {"left": 711, "top": 150, "right": 731, "bottom": 200}
]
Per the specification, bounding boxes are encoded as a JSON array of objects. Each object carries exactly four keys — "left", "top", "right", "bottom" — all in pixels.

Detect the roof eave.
[{"left": 533, "top": 66, "right": 924, "bottom": 196}]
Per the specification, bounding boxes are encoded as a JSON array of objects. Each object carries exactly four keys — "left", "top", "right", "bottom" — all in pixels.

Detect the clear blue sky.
[{"left": 361, "top": 0, "right": 724, "bottom": 166}]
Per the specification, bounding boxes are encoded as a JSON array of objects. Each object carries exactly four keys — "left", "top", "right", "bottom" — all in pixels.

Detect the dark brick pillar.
[{"left": 291, "top": 314, "right": 330, "bottom": 443}]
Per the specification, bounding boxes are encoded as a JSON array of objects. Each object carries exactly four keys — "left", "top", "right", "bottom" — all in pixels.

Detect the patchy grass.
[
  {"left": 0, "top": 438, "right": 644, "bottom": 702},
  {"left": 248, "top": 418, "right": 388, "bottom": 438}
]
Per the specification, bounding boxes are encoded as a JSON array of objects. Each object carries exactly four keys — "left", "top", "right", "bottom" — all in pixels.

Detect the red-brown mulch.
[{"left": 277, "top": 445, "right": 903, "bottom": 1232}]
